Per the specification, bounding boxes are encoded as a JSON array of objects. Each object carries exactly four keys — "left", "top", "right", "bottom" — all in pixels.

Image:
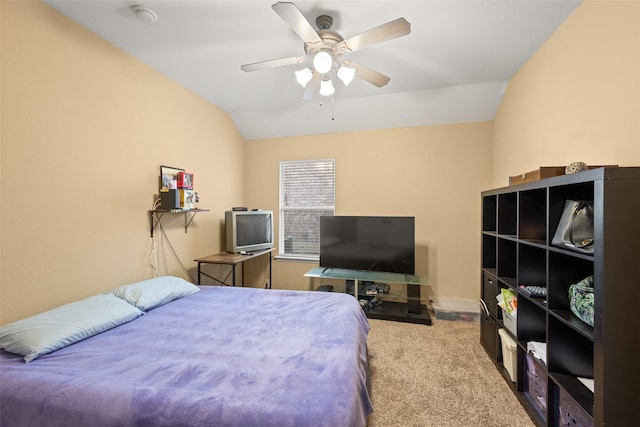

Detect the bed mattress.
[{"left": 0, "top": 286, "right": 372, "bottom": 426}]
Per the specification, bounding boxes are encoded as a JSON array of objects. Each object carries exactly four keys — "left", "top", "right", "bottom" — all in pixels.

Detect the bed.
[{"left": 0, "top": 277, "right": 372, "bottom": 426}]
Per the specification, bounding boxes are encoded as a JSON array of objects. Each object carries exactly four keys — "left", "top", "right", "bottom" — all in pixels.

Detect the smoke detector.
[{"left": 131, "top": 5, "right": 157, "bottom": 24}]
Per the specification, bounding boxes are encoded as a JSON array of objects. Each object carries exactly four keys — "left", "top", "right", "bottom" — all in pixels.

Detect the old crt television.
[
  {"left": 225, "top": 210, "right": 274, "bottom": 253},
  {"left": 320, "top": 216, "right": 415, "bottom": 274}
]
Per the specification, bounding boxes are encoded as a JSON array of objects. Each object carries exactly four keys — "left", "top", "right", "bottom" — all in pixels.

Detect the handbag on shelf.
[
  {"left": 569, "top": 275, "right": 594, "bottom": 327},
  {"left": 551, "top": 200, "right": 594, "bottom": 254}
]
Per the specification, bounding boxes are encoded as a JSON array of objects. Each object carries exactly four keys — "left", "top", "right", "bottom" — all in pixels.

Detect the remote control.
[{"left": 520, "top": 285, "right": 547, "bottom": 298}]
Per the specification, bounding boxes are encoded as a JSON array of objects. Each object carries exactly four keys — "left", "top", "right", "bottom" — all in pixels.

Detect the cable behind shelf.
[{"left": 147, "top": 207, "right": 196, "bottom": 283}]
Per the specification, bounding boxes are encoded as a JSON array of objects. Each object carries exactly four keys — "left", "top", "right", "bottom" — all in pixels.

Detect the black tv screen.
[{"left": 320, "top": 216, "right": 415, "bottom": 274}]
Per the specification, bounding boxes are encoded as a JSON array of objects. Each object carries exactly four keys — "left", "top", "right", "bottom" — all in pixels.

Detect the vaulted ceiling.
[{"left": 43, "top": 1, "right": 582, "bottom": 140}]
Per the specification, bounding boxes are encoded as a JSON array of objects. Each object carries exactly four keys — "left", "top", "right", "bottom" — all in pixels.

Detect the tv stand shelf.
[{"left": 305, "top": 268, "right": 431, "bottom": 325}]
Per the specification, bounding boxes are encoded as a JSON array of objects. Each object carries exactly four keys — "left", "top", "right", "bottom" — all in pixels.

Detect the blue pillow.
[
  {"left": 110, "top": 276, "right": 200, "bottom": 311},
  {"left": 0, "top": 293, "right": 143, "bottom": 363}
]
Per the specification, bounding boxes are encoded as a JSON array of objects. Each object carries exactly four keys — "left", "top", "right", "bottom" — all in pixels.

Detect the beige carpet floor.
[{"left": 366, "top": 317, "right": 536, "bottom": 427}]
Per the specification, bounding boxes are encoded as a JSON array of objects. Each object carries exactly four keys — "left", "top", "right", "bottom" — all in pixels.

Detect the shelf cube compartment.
[
  {"left": 482, "top": 195, "right": 497, "bottom": 232},
  {"left": 518, "top": 243, "right": 547, "bottom": 287},
  {"left": 548, "top": 251, "right": 593, "bottom": 314},
  {"left": 497, "top": 192, "right": 517, "bottom": 236},
  {"left": 548, "top": 181, "right": 594, "bottom": 244},
  {"left": 519, "top": 188, "right": 547, "bottom": 243},
  {"left": 548, "top": 316, "right": 593, "bottom": 379},
  {"left": 482, "top": 234, "right": 497, "bottom": 271},
  {"left": 497, "top": 238, "right": 517, "bottom": 283},
  {"left": 517, "top": 298, "right": 547, "bottom": 343}
]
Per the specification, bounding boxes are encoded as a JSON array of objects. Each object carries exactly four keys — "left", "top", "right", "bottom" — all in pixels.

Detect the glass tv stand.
[{"left": 305, "top": 268, "right": 431, "bottom": 325}]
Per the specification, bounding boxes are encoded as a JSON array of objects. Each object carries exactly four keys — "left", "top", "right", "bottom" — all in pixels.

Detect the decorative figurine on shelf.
[
  {"left": 565, "top": 162, "right": 588, "bottom": 174},
  {"left": 194, "top": 192, "right": 200, "bottom": 209}
]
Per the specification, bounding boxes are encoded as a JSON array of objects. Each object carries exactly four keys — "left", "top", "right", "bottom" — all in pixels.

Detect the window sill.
[{"left": 275, "top": 254, "right": 319, "bottom": 263}]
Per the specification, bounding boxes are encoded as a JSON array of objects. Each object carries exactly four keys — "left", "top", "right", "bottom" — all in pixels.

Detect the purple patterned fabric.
[{"left": 0, "top": 286, "right": 372, "bottom": 426}]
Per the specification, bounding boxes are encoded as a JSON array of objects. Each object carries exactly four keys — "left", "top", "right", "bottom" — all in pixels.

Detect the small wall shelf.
[{"left": 148, "top": 209, "right": 209, "bottom": 237}]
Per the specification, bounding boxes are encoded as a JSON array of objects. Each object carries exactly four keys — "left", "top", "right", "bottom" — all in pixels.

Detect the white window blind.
[{"left": 280, "top": 159, "right": 335, "bottom": 258}]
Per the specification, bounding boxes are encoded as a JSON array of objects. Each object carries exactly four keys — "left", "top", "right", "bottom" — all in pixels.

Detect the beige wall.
[
  {"left": 493, "top": 0, "right": 640, "bottom": 187},
  {"left": 245, "top": 124, "right": 494, "bottom": 302},
  {"left": 3, "top": 0, "right": 638, "bottom": 324},
  {"left": 244, "top": 1, "right": 640, "bottom": 304},
  {"left": 0, "top": 1, "right": 245, "bottom": 324}
]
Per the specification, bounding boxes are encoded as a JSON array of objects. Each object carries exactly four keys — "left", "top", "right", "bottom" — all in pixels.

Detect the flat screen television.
[
  {"left": 320, "top": 216, "right": 415, "bottom": 274},
  {"left": 225, "top": 210, "right": 274, "bottom": 254}
]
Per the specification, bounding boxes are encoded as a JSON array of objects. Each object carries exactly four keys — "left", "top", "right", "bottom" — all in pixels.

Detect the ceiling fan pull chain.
[{"left": 331, "top": 97, "right": 335, "bottom": 121}]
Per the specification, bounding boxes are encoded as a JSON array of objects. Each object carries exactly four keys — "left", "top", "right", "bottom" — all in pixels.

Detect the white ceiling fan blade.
[
  {"left": 347, "top": 61, "right": 390, "bottom": 88},
  {"left": 302, "top": 72, "right": 321, "bottom": 101},
  {"left": 241, "top": 56, "right": 307, "bottom": 72},
  {"left": 272, "top": 2, "right": 322, "bottom": 44},
  {"left": 333, "top": 18, "right": 411, "bottom": 54}
]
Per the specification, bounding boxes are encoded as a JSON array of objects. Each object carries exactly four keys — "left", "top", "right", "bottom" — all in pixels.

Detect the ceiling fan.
[{"left": 240, "top": 2, "right": 411, "bottom": 100}]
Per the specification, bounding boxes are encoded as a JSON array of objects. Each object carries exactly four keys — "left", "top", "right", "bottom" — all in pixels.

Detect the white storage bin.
[
  {"left": 502, "top": 308, "right": 517, "bottom": 337},
  {"left": 498, "top": 328, "right": 517, "bottom": 382}
]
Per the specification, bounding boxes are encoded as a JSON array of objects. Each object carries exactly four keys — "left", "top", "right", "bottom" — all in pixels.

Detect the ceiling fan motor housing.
[
  {"left": 316, "top": 15, "right": 333, "bottom": 30},
  {"left": 304, "top": 15, "right": 344, "bottom": 69}
]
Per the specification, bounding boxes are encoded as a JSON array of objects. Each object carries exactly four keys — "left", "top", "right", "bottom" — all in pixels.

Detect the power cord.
[
  {"left": 157, "top": 221, "right": 195, "bottom": 282},
  {"left": 146, "top": 199, "right": 195, "bottom": 283}
]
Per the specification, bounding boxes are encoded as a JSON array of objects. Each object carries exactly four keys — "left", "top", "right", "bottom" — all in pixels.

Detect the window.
[{"left": 279, "top": 159, "right": 335, "bottom": 259}]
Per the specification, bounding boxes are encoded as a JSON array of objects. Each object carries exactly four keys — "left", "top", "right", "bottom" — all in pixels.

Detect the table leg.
[
  {"left": 232, "top": 265, "right": 236, "bottom": 287},
  {"left": 407, "top": 284, "right": 421, "bottom": 314},
  {"left": 268, "top": 252, "right": 272, "bottom": 289}
]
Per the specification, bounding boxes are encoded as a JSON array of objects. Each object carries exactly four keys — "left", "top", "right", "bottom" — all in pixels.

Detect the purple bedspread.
[{"left": 0, "top": 286, "right": 372, "bottom": 426}]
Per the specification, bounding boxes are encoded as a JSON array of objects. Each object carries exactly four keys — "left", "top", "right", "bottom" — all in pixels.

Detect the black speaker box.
[{"left": 160, "top": 189, "right": 180, "bottom": 210}]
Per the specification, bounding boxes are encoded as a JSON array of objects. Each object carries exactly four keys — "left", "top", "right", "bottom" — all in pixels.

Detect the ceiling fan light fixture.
[
  {"left": 295, "top": 68, "right": 313, "bottom": 87},
  {"left": 319, "top": 78, "right": 335, "bottom": 96},
  {"left": 337, "top": 66, "right": 356, "bottom": 86},
  {"left": 313, "top": 50, "right": 333, "bottom": 74}
]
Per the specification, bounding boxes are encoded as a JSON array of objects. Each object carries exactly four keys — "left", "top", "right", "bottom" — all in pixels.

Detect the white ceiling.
[{"left": 43, "top": 0, "right": 582, "bottom": 140}]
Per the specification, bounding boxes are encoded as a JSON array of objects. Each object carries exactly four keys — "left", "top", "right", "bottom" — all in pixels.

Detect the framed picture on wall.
[{"left": 160, "top": 165, "right": 184, "bottom": 191}]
